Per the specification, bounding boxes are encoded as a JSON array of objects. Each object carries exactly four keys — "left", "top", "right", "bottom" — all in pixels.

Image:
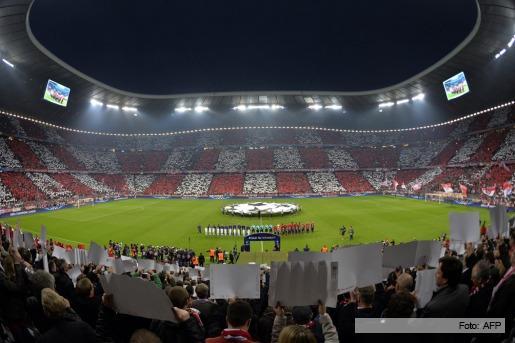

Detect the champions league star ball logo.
[{"left": 223, "top": 202, "right": 299, "bottom": 216}]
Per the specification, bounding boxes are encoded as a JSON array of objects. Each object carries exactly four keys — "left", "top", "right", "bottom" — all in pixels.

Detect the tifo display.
[{"left": 222, "top": 202, "right": 300, "bottom": 216}]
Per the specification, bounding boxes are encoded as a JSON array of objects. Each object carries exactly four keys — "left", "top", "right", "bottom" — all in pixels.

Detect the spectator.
[
  {"left": 130, "top": 329, "right": 162, "bottom": 343},
  {"left": 71, "top": 277, "right": 101, "bottom": 328},
  {"left": 207, "top": 300, "right": 255, "bottom": 343},
  {"left": 191, "top": 283, "right": 223, "bottom": 338},
  {"left": 420, "top": 256, "right": 469, "bottom": 317},
  {"left": 53, "top": 259, "right": 74, "bottom": 302},
  {"left": 278, "top": 325, "right": 316, "bottom": 343},
  {"left": 150, "top": 286, "right": 204, "bottom": 342},
  {"left": 38, "top": 288, "right": 97, "bottom": 343}
]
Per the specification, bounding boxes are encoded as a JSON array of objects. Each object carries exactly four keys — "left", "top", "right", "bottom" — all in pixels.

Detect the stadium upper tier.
[{"left": 0, "top": 105, "right": 513, "bottom": 208}]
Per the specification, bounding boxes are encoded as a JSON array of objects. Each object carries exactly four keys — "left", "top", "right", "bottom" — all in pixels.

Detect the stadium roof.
[{"left": 0, "top": 0, "right": 514, "bottom": 133}]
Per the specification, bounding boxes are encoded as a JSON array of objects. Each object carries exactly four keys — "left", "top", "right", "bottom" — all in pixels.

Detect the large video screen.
[
  {"left": 43, "top": 79, "right": 71, "bottom": 107},
  {"left": 442, "top": 72, "right": 469, "bottom": 100}
]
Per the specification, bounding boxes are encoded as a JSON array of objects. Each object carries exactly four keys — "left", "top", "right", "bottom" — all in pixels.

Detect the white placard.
[
  {"left": 489, "top": 206, "right": 509, "bottom": 238},
  {"left": 414, "top": 269, "right": 437, "bottom": 308},
  {"left": 87, "top": 242, "right": 108, "bottom": 265},
  {"left": 40, "top": 225, "right": 47, "bottom": 253},
  {"left": 66, "top": 265, "right": 82, "bottom": 285},
  {"left": 382, "top": 242, "right": 418, "bottom": 268},
  {"left": 332, "top": 243, "right": 383, "bottom": 292},
  {"left": 52, "top": 246, "right": 74, "bottom": 264},
  {"left": 137, "top": 258, "right": 156, "bottom": 271},
  {"left": 210, "top": 264, "right": 260, "bottom": 299},
  {"left": 449, "top": 212, "right": 480, "bottom": 243},
  {"left": 288, "top": 251, "right": 331, "bottom": 263},
  {"left": 23, "top": 232, "right": 34, "bottom": 249},
  {"left": 100, "top": 273, "right": 177, "bottom": 322}
]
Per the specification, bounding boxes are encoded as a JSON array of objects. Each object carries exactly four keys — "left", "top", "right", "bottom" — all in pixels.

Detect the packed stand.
[
  {"left": 326, "top": 148, "right": 359, "bottom": 169},
  {"left": 407, "top": 167, "right": 442, "bottom": 191},
  {"left": 306, "top": 172, "right": 345, "bottom": 193},
  {"left": 0, "top": 137, "right": 22, "bottom": 169},
  {"left": 299, "top": 148, "right": 330, "bottom": 169},
  {"left": 193, "top": 150, "right": 219, "bottom": 171},
  {"left": 26, "top": 141, "right": 67, "bottom": 170},
  {"left": 362, "top": 170, "right": 397, "bottom": 191},
  {"left": 243, "top": 173, "right": 277, "bottom": 194},
  {"left": 67, "top": 146, "right": 121, "bottom": 172},
  {"left": 0, "top": 172, "right": 46, "bottom": 202},
  {"left": 492, "top": 129, "right": 515, "bottom": 161},
  {"left": 334, "top": 171, "right": 375, "bottom": 192},
  {"left": 9, "top": 117, "right": 27, "bottom": 137},
  {"left": 175, "top": 173, "right": 213, "bottom": 196},
  {"left": 273, "top": 148, "right": 304, "bottom": 169},
  {"left": 71, "top": 174, "right": 114, "bottom": 195},
  {"left": 7, "top": 139, "right": 46, "bottom": 170},
  {"left": 276, "top": 172, "right": 312, "bottom": 194},
  {"left": 163, "top": 150, "right": 194, "bottom": 171},
  {"left": 208, "top": 174, "right": 244, "bottom": 195},
  {"left": 295, "top": 130, "right": 322, "bottom": 144},
  {"left": 431, "top": 140, "right": 464, "bottom": 166},
  {"left": 93, "top": 174, "right": 128, "bottom": 194},
  {"left": 26, "top": 172, "right": 73, "bottom": 200},
  {"left": 49, "top": 144, "right": 86, "bottom": 170},
  {"left": 52, "top": 174, "right": 95, "bottom": 197},
  {"left": 144, "top": 175, "right": 184, "bottom": 195},
  {"left": 350, "top": 147, "right": 399, "bottom": 169},
  {"left": 449, "top": 135, "right": 484, "bottom": 164},
  {"left": 246, "top": 149, "right": 274, "bottom": 170},
  {"left": 215, "top": 149, "right": 246, "bottom": 171},
  {"left": 470, "top": 129, "right": 508, "bottom": 163},
  {"left": 0, "top": 179, "right": 17, "bottom": 208},
  {"left": 126, "top": 175, "right": 156, "bottom": 194},
  {"left": 398, "top": 141, "right": 447, "bottom": 168}
]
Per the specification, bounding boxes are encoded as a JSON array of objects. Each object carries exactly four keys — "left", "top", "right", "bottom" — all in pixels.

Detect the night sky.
[{"left": 29, "top": 0, "right": 477, "bottom": 95}]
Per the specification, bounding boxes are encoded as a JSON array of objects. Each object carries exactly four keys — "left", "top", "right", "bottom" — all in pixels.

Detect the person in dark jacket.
[
  {"left": 191, "top": 283, "right": 223, "bottom": 338},
  {"left": 53, "top": 259, "right": 74, "bottom": 301},
  {"left": 26, "top": 270, "right": 56, "bottom": 334},
  {"left": 465, "top": 260, "right": 492, "bottom": 317},
  {"left": 150, "top": 286, "right": 204, "bottom": 343},
  {"left": 37, "top": 288, "right": 97, "bottom": 343},
  {"left": 420, "top": 256, "right": 469, "bottom": 318},
  {"left": 71, "top": 277, "right": 101, "bottom": 328}
]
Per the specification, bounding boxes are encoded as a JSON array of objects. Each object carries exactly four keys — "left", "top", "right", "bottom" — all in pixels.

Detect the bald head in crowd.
[{"left": 396, "top": 273, "right": 414, "bottom": 293}]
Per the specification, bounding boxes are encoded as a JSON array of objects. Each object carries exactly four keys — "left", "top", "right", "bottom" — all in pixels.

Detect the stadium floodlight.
[
  {"left": 175, "top": 106, "right": 192, "bottom": 113},
  {"left": 308, "top": 104, "right": 323, "bottom": 111},
  {"left": 508, "top": 37, "right": 515, "bottom": 48},
  {"left": 248, "top": 105, "right": 270, "bottom": 110},
  {"left": 2, "top": 59, "right": 14, "bottom": 68},
  {"left": 133, "top": 112, "right": 138, "bottom": 117},
  {"left": 325, "top": 104, "right": 343, "bottom": 110},
  {"left": 233, "top": 105, "right": 247, "bottom": 111},
  {"left": 90, "top": 99, "right": 103, "bottom": 106},
  {"left": 122, "top": 106, "right": 138, "bottom": 112},
  {"left": 499, "top": 49, "right": 506, "bottom": 56},
  {"left": 106, "top": 104, "right": 119, "bottom": 110},
  {"left": 271, "top": 104, "right": 284, "bottom": 110},
  {"left": 378, "top": 102, "right": 395, "bottom": 108},
  {"left": 411, "top": 93, "right": 425, "bottom": 101},
  {"left": 396, "top": 99, "right": 409, "bottom": 105},
  {"left": 194, "top": 106, "right": 209, "bottom": 112}
]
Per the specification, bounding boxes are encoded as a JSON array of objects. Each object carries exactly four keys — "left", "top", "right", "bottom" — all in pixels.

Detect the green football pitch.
[{"left": 2, "top": 196, "right": 490, "bottom": 254}]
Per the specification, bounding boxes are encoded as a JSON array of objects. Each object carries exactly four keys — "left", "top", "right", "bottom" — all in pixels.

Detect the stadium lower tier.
[{"left": 0, "top": 165, "right": 513, "bottom": 209}]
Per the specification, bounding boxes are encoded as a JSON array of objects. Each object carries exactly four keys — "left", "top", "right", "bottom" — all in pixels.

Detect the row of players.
[{"left": 197, "top": 222, "right": 316, "bottom": 236}]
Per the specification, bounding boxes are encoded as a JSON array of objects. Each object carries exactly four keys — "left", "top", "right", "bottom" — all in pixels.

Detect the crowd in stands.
[
  {"left": 470, "top": 130, "right": 509, "bottom": 163},
  {"left": 144, "top": 175, "right": 184, "bottom": 196},
  {"left": 26, "top": 173, "right": 73, "bottom": 200},
  {"left": 0, "top": 172, "right": 45, "bottom": 203},
  {"left": 362, "top": 171, "right": 396, "bottom": 191},
  {"left": 0, "top": 138, "right": 22, "bottom": 169},
  {"left": 7, "top": 139, "right": 46, "bottom": 170},
  {"left": 52, "top": 174, "right": 94, "bottom": 197},
  {"left": 276, "top": 173, "right": 312, "bottom": 194},
  {"left": 0, "top": 222, "right": 513, "bottom": 343},
  {"left": 334, "top": 172, "right": 375, "bottom": 193},
  {"left": 243, "top": 173, "right": 277, "bottom": 194},
  {"left": 398, "top": 142, "right": 447, "bottom": 168},
  {"left": 307, "top": 172, "right": 345, "bottom": 193},
  {"left": 273, "top": 148, "right": 304, "bottom": 169},
  {"left": 163, "top": 150, "right": 194, "bottom": 171},
  {"left": 93, "top": 175, "right": 128, "bottom": 194},
  {"left": 299, "top": 148, "right": 330, "bottom": 169},
  {"left": 449, "top": 135, "right": 484, "bottom": 164},
  {"left": 215, "top": 150, "right": 246, "bottom": 171},
  {"left": 493, "top": 129, "right": 515, "bottom": 161},
  {"left": 0, "top": 179, "right": 16, "bottom": 207},
  {"left": 208, "top": 174, "right": 244, "bottom": 195},
  {"left": 49, "top": 144, "right": 85, "bottom": 171},
  {"left": 126, "top": 175, "right": 156, "bottom": 194},
  {"left": 26, "top": 141, "right": 67, "bottom": 170},
  {"left": 326, "top": 148, "right": 358, "bottom": 169},
  {"left": 246, "top": 149, "right": 274, "bottom": 170},
  {"left": 175, "top": 174, "right": 213, "bottom": 196},
  {"left": 193, "top": 150, "right": 219, "bottom": 171},
  {"left": 296, "top": 130, "right": 322, "bottom": 144},
  {"left": 71, "top": 174, "right": 113, "bottom": 195}
]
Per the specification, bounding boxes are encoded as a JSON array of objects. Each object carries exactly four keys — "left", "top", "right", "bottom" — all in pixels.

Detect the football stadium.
[{"left": 0, "top": 0, "right": 514, "bottom": 342}]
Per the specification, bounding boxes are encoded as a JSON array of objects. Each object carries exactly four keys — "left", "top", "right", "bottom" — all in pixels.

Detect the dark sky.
[{"left": 29, "top": 0, "right": 477, "bottom": 95}]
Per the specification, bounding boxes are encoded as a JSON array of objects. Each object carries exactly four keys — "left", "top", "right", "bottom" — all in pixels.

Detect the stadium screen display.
[
  {"left": 442, "top": 71, "right": 470, "bottom": 100},
  {"left": 43, "top": 79, "right": 71, "bottom": 107}
]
